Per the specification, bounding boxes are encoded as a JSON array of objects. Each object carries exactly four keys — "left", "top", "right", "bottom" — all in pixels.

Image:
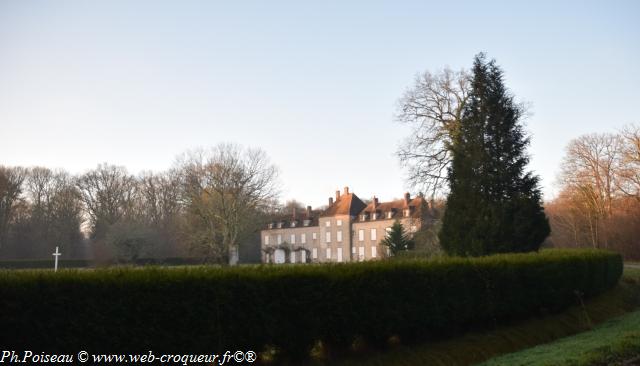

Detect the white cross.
[{"left": 52, "top": 246, "right": 61, "bottom": 272}]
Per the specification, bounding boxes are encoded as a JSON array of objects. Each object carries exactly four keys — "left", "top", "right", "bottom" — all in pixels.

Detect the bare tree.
[
  {"left": 24, "top": 167, "right": 81, "bottom": 254},
  {"left": 561, "top": 134, "right": 623, "bottom": 212},
  {"left": 25, "top": 167, "right": 55, "bottom": 215},
  {"left": 178, "top": 144, "right": 279, "bottom": 263},
  {"left": 548, "top": 127, "right": 640, "bottom": 259},
  {"left": 0, "top": 166, "right": 27, "bottom": 249},
  {"left": 138, "top": 170, "right": 182, "bottom": 226},
  {"left": 396, "top": 68, "right": 471, "bottom": 197},
  {"left": 619, "top": 124, "right": 640, "bottom": 200},
  {"left": 76, "top": 164, "right": 137, "bottom": 238},
  {"left": 132, "top": 170, "right": 185, "bottom": 258},
  {"left": 557, "top": 133, "right": 624, "bottom": 248}
]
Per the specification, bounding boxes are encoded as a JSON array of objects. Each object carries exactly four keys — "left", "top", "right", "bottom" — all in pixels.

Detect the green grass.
[
  {"left": 324, "top": 267, "right": 640, "bottom": 366},
  {"left": 479, "top": 310, "right": 640, "bottom": 366}
]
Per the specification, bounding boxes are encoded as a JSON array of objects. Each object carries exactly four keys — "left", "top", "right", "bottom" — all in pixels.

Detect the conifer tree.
[
  {"left": 439, "top": 54, "right": 549, "bottom": 256},
  {"left": 381, "top": 221, "right": 415, "bottom": 256}
]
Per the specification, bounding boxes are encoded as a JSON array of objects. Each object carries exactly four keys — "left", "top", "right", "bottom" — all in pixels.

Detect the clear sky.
[{"left": 1, "top": 0, "right": 638, "bottom": 208}]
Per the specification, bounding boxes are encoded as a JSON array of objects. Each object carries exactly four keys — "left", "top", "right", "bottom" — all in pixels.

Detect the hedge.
[
  {"left": 0, "top": 259, "right": 92, "bottom": 269},
  {"left": 0, "top": 257, "right": 204, "bottom": 269},
  {"left": 0, "top": 249, "right": 622, "bottom": 361}
]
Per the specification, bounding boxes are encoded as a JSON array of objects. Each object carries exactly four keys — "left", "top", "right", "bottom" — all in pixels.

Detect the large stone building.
[{"left": 261, "top": 187, "right": 429, "bottom": 264}]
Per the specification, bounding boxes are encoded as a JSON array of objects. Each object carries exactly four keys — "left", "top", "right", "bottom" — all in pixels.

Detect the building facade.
[{"left": 261, "top": 187, "right": 428, "bottom": 264}]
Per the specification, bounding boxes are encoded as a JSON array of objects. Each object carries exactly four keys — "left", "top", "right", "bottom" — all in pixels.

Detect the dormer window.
[
  {"left": 290, "top": 221, "right": 296, "bottom": 227},
  {"left": 277, "top": 222, "right": 283, "bottom": 228},
  {"left": 404, "top": 208, "right": 410, "bottom": 217},
  {"left": 372, "top": 213, "right": 378, "bottom": 220},
  {"left": 361, "top": 213, "right": 368, "bottom": 221},
  {"left": 303, "top": 219, "right": 311, "bottom": 227},
  {"left": 386, "top": 211, "right": 393, "bottom": 219},
  {"left": 268, "top": 223, "right": 274, "bottom": 229}
]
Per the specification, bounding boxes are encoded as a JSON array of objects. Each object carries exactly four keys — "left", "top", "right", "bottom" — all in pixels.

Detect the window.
[
  {"left": 387, "top": 211, "right": 392, "bottom": 219},
  {"left": 371, "top": 246, "right": 377, "bottom": 258},
  {"left": 404, "top": 209, "right": 410, "bottom": 217},
  {"left": 277, "top": 222, "right": 283, "bottom": 228},
  {"left": 291, "top": 221, "right": 296, "bottom": 227},
  {"left": 264, "top": 236, "right": 270, "bottom": 245},
  {"left": 325, "top": 220, "right": 331, "bottom": 227},
  {"left": 352, "top": 247, "right": 356, "bottom": 254},
  {"left": 337, "top": 219, "right": 342, "bottom": 226},
  {"left": 386, "top": 227, "right": 392, "bottom": 233},
  {"left": 411, "top": 225, "right": 417, "bottom": 233},
  {"left": 361, "top": 214, "right": 367, "bottom": 221},
  {"left": 337, "top": 248, "right": 343, "bottom": 262},
  {"left": 312, "top": 232, "right": 317, "bottom": 240},
  {"left": 312, "top": 248, "right": 318, "bottom": 259},
  {"left": 372, "top": 213, "right": 378, "bottom": 220},
  {"left": 303, "top": 219, "right": 311, "bottom": 226},
  {"left": 337, "top": 230, "right": 342, "bottom": 242},
  {"left": 358, "top": 229, "right": 364, "bottom": 241},
  {"left": 358, "top": 246, "right": 365, "bottom": 261},
  {"left": 290, "top": 251, "right": 296, "bottom": 263},
  {"left": 371, "top": 228, "right": 377, "bottom": 241},
  {"left": 301, "top": 233, "right": 306, "bottom": 244},
  {"left": 268, "top": 223, "right": 274, "bottom": 229},
  {"left": 277, "top": 234, "right": 282, "bottom": 244},
  {"left": 290, "top": 234, "right": 296, "bottom": 244},
  {"left": 301, "top": 250, "right": 307, "bottom": 263},
  {"left": 325, "top": 232, "right": 331, "bottom": 243},
  {"left": 326, "top": 248, "right": 331, "bottom": 260}
]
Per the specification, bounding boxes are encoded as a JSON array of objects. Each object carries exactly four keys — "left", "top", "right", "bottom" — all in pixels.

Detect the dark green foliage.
[
  {"left": 440, "top": 54, "right": 550, "bottom": 256},
  {"left": 0, "top": 249, "right": 621, "bottom": 362},
  {"left": 380, "top": 221, "right": 415, "bottom": 255},
  {"left": 0, "top": 257, "right": 204, "bottom": 269},
  {"left": 0, "top": 259, "right": 92, "bottom": 269}
]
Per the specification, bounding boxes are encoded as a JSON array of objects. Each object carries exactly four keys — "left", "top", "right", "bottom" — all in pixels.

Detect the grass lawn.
[
  {"left": 480, "top": 267, "right": 640, "bottom": 366},
  {"left": 478, "top": 310, "right": 640, "bottom": 366},
  {"left": 322, "top": 267, "right": 640, "bottom": 366}
]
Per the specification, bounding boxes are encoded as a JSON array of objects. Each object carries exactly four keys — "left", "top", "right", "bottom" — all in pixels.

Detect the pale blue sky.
[{"left": 1, "top": 1, "right": 638, "bottom": 207}]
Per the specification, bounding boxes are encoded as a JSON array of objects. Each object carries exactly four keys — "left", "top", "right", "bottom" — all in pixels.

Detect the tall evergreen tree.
[{"left": 439, "top": 54, "right": 549, "bottom": 256}]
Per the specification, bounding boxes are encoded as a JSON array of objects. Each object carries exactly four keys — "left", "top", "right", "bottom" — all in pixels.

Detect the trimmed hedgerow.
[
  {"left": 0, "top": 257, "right": 205, "bottom": 269},
  {"left": 0, "top": 249, "right": 622, "bottom": 360},
  {"left": 0, "top": 259, "right": 92, "bottom": 269}
]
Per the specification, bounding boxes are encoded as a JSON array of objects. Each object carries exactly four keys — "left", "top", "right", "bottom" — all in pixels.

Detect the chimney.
[
  {"left": 344, "top": 186, "right": 349, "bottom": 195},
  {"left": 336, "top": 190, "right": 341, "bottom": 201},
  {"left": 372, "top": 196, "right": 378, "bottom": 208},
  {"left": 306, "top": 205, "right": 312, "bottom": 216},
  {"left": 404, "top": 192, "right": 411, "bottom": 205},
  {"left": 329, "top": 197, "right": 334, "bottom": 206}
]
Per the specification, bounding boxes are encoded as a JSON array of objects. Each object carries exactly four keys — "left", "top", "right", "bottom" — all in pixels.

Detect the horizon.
[{"left": 1, "top": 0, "right": 638, "bottom": 208}]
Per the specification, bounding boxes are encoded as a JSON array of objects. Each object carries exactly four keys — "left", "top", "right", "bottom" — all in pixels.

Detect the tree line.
[
  {"left": 546, "top": 127, "right": 640, "bottom": 258},
  {"left": 0, "top": 144, "right": 279, "bottom": 263}
]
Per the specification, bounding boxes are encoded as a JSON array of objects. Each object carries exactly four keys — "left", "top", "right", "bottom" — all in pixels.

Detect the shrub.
[
  {"left": 0, "top": 249, "right": 622, "bottom": 361},
  {"left": 0, "top": 259, "right": 92, "bottom": 269}
]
